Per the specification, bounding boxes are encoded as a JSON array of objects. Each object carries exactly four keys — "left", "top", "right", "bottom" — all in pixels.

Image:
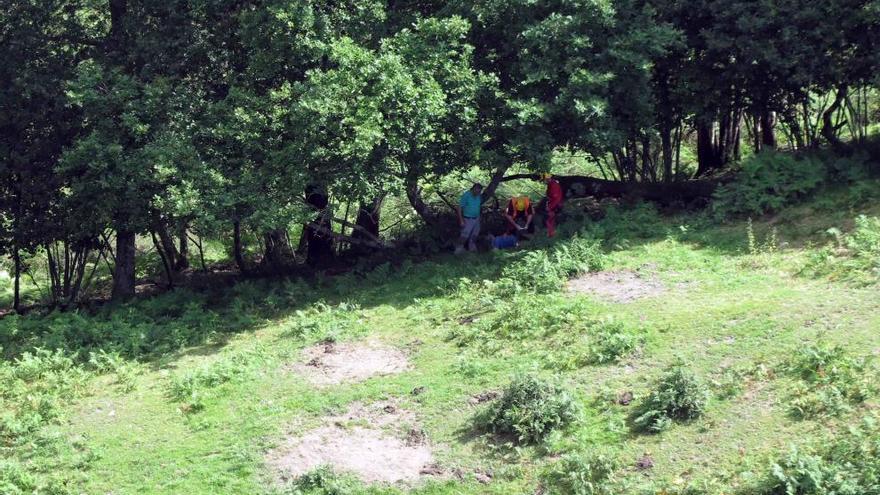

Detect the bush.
[
  {"left": 500, "top": 250, "right": 565, "bottom": 293},
  {"left": 283, "top": 302, "right": 365, "bottom": 341},
  {"left": 168, "top": 346, "right": 267, "bottom": 412},
  {"left": 786, "top": 343, "right": 875, "bottom": 419},
  {"left": 450, "top": 295, "right": 595, "bottom": 346},
  {"left": 801, "top": 216, "right": 880, "bottom": 285},
  {"left": 480, "top": 374, "right": 579, "bottom": 444},
  {"left": 586, "top": 320, "right": 643, "bottom": 365},
  {"left": 283, "top": 466, "right": 372, "bottom": 495},
  {"left": 0, "top": 350, "right": 94, "bottom": 493},
  {"left": 712, "top": 152, "right": 827, "bottom": 218},
  {"left": 498, "top": 236, "right": 605, "bottom": 294},
  {"left": 541, "top": 452, "right": 617, "bottom": 495},
  {"left": 547, "top": 319, "right": 644, "bottom": 370},
  {"left": 633, "top": 361, "right": 709, "bottom": 433},
  {"left": 0, "top": 460, "right": 36, "bottom": 495},
  {"left": 762, "top": 416, "right": 880, "bottom": 494}
]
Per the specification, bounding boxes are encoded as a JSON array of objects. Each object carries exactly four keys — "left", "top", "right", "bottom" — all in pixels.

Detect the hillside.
[{"left": 3, "top": 180, "right": 879, "bottom": 495}]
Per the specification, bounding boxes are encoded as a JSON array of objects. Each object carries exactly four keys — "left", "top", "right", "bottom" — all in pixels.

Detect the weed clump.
[
  {"left": 712, "top": 152, "right": 827, "bottom": 218},
  {"left": 282, "top": 466, "right": 367, "bottom": 495},
  {"left": 586, "top": 320, "right": 643, "bottom": 365},
  {"left": 451, "top": 295, "right": 594, "bottom": 346},
  {"left": 549, "top": 319, "right": 645, "bottom": 370},
  {"left": 479, "top": 374, "right": 578, "bottom": 444},
  {"left": 761, "top": 416, "right": 880, "bottom": 495},
  {"left": 633, "top": 361, "right": 709, "bottom": 433},
  {"left": 540, "top": 452, "right": 617, "bottom": 495},
  {"left": 168, "top": 346, "right": 267, "bottom": 412},
  {"left": 498, "top": 236, "right": 605, "bottom": 294},
  {"left": 801, "top": 215, "right": 880, "bottom": 285},
  {"left": 786, "top": 343, "right": 875, "bottom": 419},
  {"left": 0, "top": 349, "right": 94, "bottom": 493},
  {"left": 283, "top": 302, "right": 365, "bottom": 341}
]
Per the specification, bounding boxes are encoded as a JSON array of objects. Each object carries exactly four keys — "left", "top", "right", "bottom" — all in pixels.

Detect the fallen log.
[{"left": 499, "top": 174, "right": 721, "bottom": 206}]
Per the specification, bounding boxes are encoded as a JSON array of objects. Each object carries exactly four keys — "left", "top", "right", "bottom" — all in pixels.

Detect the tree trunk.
[
  {"left": 350, "top": 197, "right": 384, "bottom": 255},
  {"left": 822, "top": 87, "right": 848, "bottom": 151},
  {"left": 661, "top": 123, "right": 673, "bottom": 183},
  {"left": 12, "top": 246, "right": 21, "bottom": 312},
  {"left": 500, "top": 173, "right": 719, "bottom": 206},
  {"left": 232, "top": 220, "right": 246, "bottom": 273},
  {"left": 263, "top": 229, "right": 293, "bottom": 268},
  {"left": 111, "top": 229, "right": 136, "bottom": 301},
  {"left": 696, "top": 121, "right": 719, "bottom": 177},
  {"left": 761, "top": 110, "right": 777, "bottom": 149},
  {"left": 482, "top": 162, "right": 512, "bottom": 202},
  {"left": 151, "top": 231, "right": 174, "bottom": 289},
  {"left": 176, "top": 225, "right": 190, "bottom": 270},
  {"left": 154, "top": 218, "right": 180, "bottom": 270},
  {"left": 405, "top": 175, "right": 439, "bottom": 226},
  {"left": 65, "top": 246, "right": 89, "bottom": 308}
]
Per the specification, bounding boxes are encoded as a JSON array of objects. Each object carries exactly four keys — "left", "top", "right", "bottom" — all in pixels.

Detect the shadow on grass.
[{"left": 4, "top": 187, "right": 864, "bottom": 370}]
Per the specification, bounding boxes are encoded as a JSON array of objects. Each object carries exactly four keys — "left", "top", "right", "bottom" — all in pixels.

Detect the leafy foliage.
[
  {"left": 479, "top": 374, "right": 579, "bottom": 444},
  {"left": 712, "top": 152, "right": 827, "bottom": 218},
  {"left": 786, "top": 343, "right": 876, "bottom": 419},
  {"left": 541, "top": 452, "right": 617, "bottom": 495},
  {"left": 498, "top": 236, "right": 606, "bottom": 294},
  {"left": 0, "top": 349, "right": 94, "bottom": 493},
  {"left": 168, "top": 346, "right": 268, "bottom": 412},
  {"left": 282, "top": 466, "right": 379, "bottom": 495},
  {"left": 802, "top": 215, "right": 880, "bottom": 285},
  {"left": 762, "top": 416, "right": 880, "bottom": 495},
  {"left": 633, "top": 360, "right": 710, "bottom": 433}
]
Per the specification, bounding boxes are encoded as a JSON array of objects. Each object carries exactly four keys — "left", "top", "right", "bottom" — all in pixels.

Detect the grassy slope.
[{"left": 28, "top": 182, "right": 880, "bottom": 494}]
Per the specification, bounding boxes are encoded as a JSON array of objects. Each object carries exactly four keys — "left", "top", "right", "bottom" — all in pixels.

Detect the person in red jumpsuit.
[{"left": 541, "top": 173, "right": 563, "bottom": 237}]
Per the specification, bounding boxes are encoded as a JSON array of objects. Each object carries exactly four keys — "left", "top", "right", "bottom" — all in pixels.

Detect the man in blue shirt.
[{"left": 456, "top": 183, "right": 483, "bottom": 253}]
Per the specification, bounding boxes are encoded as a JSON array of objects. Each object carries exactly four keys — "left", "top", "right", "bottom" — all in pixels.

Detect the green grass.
[{"left": 3, "top": 183, "right": 880, "bottom": 494}]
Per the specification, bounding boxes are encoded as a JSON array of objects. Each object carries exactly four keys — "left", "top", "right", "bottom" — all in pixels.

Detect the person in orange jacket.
[{"left": 541, "top": 173, "right": 563, "bottom": 237}]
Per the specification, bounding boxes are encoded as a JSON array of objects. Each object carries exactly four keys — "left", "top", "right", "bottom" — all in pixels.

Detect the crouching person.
[{"left": 505, "top": 195, "right": 535, "bottom": 237}]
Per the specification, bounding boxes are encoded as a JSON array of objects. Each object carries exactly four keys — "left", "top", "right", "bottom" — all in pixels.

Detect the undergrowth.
[
  {"left": 801, "top": 215, "right": 880, "bottom": 285},
  {"left": 540, "top": 452, "right": 617, "bottom": 495},
  {"left": 168, "top": 345, "right": 270, "bottom": 413},
  {"left": 0, "top": 349, "right": 95, "bottom": 493},
  {"left": 478, "top": 374, "right": 579, "bottom": 445},
  {"left": 632, "top": 360, "right": 710, "bottom": 433},
  {"left": 786, "top": 343, "right": 876, "bottom": 419},
  {"left": 760, "top": 415, "right": 880, "bottom": 494}
]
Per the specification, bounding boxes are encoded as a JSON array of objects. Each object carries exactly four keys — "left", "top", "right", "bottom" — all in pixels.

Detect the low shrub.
[
  {"left": 0, "top": 460, "right": 36, "bottom": 495},
  {"left": 786, "top": 343, "right": 875, "bottom": 419},
  {"left": 0, "top": 349, "right": 94, "bottom": 493},
  {"left": 633, "top": 361, "right": 709, "bottom": 433},
  {"left": 283, "top": 302, "right": 365, "bottom": 341},
  {"left": 547, "top": 319, "right": 644, "bottom": 370},
  {"left": 168, "top": 346, "right": 267, "bottom": 412},
  {"left": 479, "top": 374, "right": 579, "bottom": 444},
  {"left": 712, "top": 152, "right": 827, "bottom": 218},
  {"left": 283, "top": 466, "right": 372, "bottom": 495},
  {"left": 801, "top": 215, "right": 880, "bottom": 285},
  {"left": 540, "top": 452, "right": 617, "bottom": 495},
  {"left": 592, "top": 203, "right": 670, "bottom": 243},
  {"left": 498, "top": 236, "right": 605, "bottom": 294},
  {"left": 586, "top": 320, "right": 644, "bottom": 365},
  {"left": 450, "top": 295, "right": 595, "bottom": 346},
  {"left": 762, "top": 416, "right": 880, "bottom": 494}
]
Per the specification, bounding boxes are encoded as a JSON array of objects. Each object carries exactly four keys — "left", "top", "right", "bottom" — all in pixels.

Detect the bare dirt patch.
[
  {"left": 566, "top": 269, "right": 667, "bottom": 303},
  {"left": 267, "top": 400, "right": 437, "bottom": 486},
  {"left": 289, "top": 341, "right": 410, "bottom": 386}
]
